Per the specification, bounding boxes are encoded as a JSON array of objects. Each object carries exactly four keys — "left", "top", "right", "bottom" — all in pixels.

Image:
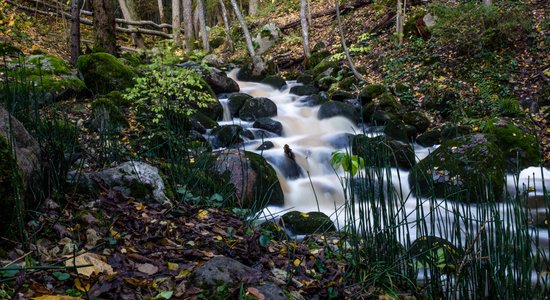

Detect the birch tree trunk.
[
  {"left": 197, "top": 0, "right": 209, "bottom": 51},
  {"left": 218, "top": 0, "right": 234, "bottom": 51},
  {"left": 118, "top": 0, "right": 145, "bottom": 48},
  {"left": 396, "top": 0, "right": 404, "bottom": 45},
  {"left": 229, "top": 0, "right": 265, "bottom": 76},
  {"left": 482, "top": 0, "right": 492, "bottom": 5},
  {"left": 172, "top": 0, "right": 181, "bottom": 45},
  {"left": 300, "top": 0, "right": 310, "bottom": 59},
  {"left": 248, "top": 0, "right": 258, "bottom": 16},
  {"left": 335, "top": 0, "right": 363, "bottom": 81},
  {"left": 157, "top": 0, "right": 165, "bottom": 26},
  {"left": 70, "top": 0, "right": 81, "bottom": 66},
  {"left": 182, "top": 0, "right": 194, "bottom": 51},
  {"left": 92, "top": 0, "right": 117, "bottom": 55}
]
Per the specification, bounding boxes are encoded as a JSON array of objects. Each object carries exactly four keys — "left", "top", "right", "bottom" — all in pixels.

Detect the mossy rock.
[
  {"left": 378, "top": 92, "right": 401, "bottom": 113},
  {"left": 290, "top": 84, "right": 319, "bottom": 96},
  {"left": 296, "top": 71, "right": 315, "bottom": 85},
  {"left": 298, "top": 93, "right": 329, "bottom": 107},
  {"left": 210, "top": 125, "right": 243, "bottom": 148},
  {"left": 316, "top": 76, "right": 338, "bottom": 91},
  {"left": 362, "top": 101, "right": 400, "bottom": 125},
  {"left": 352, "top": 134, "right": 416, "bottom": 169},
  {"left": 189, "top": 111, "right": 218, "bottom": 133},
  {"left": 279, "top": 211, "right": 336, "bottom": 235},
  {"left": 318, "top": 101, "right": 359, "bottom": 123},
  {"left": 403, "top": 111, "right": 431, "bottom": 134},
  {"left": 482, "top": 117, "right": 540, "bottom": 170},
  {"left": 338, "top": 76, "right": 358, "bottom": 90},
  {"left": 416, "top": 129, "right": 442, "bottom": 147},
  {"left": 239, "top": 97, "right": 278, "bottom": 121},
  {"left": 228, "top": 93, "right": 253, "bottom": 118},
  {"left": 90, "top": 91, "right": 129, "bottom": 131},
  {"left": 260, "top": 75, "right": 286, "bottom": 90},
  {"left": 358, "top": 84, "right": 387, "bottom": 105},
  {"left": 441, "top": 124, "right": 471, "bottom": 142},
  {"left": 210, "top": 36, "right": 225, "bottom": 49},
  {"left": 311, "top": 57, "right": 338, "bottom": 78},
  {"left": 26, "top": 54, "right": 71, "bottom": 75},
  {"left": 384, "top": 119, "right": 412, "bottom": 143},
  {"left": 329, "top": 89, "right": 354, "bottom": 102},
  {"left": 409, "top": 133, "right": 505, "bottom": 202},
  {"left": 77, "top": 52, "right": 136, "bottom": 94},
  {"left": 306, "top": 50, "right": 331, "bottom": 69}
]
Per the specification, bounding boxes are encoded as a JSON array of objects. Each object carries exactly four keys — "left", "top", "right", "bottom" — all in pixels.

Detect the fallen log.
[{"left": 280, "top": 0, "right": 372, "bottom": 31}]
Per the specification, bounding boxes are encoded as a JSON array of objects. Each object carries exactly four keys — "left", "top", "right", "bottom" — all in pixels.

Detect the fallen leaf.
[
  {"left": 246, "top": 287, "right": 265, "bottom": 300},
  {"left": 167, "top": 262, "right": 179, "bottom": 271},
  {"left": 136, "top": 262, "right": 159, "bottom": 275},
  {"left": 196, "top": 209, "right": 209, "bottom": 220},
  {"left": 74, "top": 278, "right": 90, "bottom": 292},
  {"left": 65, "top": 253, "right": 115, "bottom": 277}
]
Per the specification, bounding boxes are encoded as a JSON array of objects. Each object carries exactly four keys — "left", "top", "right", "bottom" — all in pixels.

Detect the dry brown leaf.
[
  {"left": 136, "top": 262, "right": 159, "bottom": 275},
  {"left": 246, "top": 287, "right": 265, "bottom": 300},
  {"left": 64, "top": 253, "right": 115, "bottom": 277}
]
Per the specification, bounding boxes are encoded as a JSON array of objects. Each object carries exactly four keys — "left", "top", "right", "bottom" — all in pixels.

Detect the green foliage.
[
  {"left": 430, "top": 2, "right": 530, "bottom": 56},
  {"left": 124, "top": 64, "right": 215, "bottom": 124},
  {"left": 330, "top": 151, "right": 365, "bottom": 177}
]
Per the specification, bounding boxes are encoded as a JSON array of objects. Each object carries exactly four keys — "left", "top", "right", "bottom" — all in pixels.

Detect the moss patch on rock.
[
  {"left": 77, "top": 52, "right": 136, "bottom": 94},
  {"left": 279, "top": 211, "right": 336, "bottom": 235}
]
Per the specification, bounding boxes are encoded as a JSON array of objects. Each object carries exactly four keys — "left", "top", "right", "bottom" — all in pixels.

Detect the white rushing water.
[{"left": 218, "top": 70, "right": 550, "bottom": 255}]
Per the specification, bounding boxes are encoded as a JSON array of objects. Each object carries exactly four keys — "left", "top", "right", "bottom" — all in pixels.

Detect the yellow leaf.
[
  {"left": 33, "top": 296, "right": 82, "bottom": 300},
  {"left": 300, "top": 213, "right": 309, "bottom": 218},
  {"left": 135, "top": 202, "right": 145, "bottom": 211},
  {"left": 293, "top": 258, "right": 301, "bottom": 267},
  {"left": 178, "top": 269, "right": 191, "bottom": 277},
  {"left": 197, "top": 209, "right": 209, "bottom": 220},
  {"left": 167, "top": 262, "right": 179, "bottom": 271},
  {"left": 215, "top": 235, "right": 223, "bottom": 241},
  {"left": 74, "top": 278, "right": 90, "bottom": 292},
  {"left": 65, "top": 253, "right": 115, "bottom": 277}
]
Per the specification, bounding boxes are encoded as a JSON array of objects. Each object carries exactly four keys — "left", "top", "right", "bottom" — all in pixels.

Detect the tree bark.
[
  {"left": 300, "top": 0, "right": 310, "bottom": 59},
  {"left": 482, "top": 0, "right": 492, "bottom": 6},
  {"left": 248, "top": 0, "right": 258, "bottom": 16},
  {"left": 91, "top": 0, "right": 117, "bottom": 55},
  {"left": 230, "top": 0, "right": 265, "bottom": 76},
  {"left": 196, "top": 0, "right": 209, "bottom": 51},
  {"left": 172, "top": 0, "right": 181, "bottom": 45},
  {"left": 335, "top": 0, "right": 364, "bottom": 81},
  {"left": 218, "top": 0, "right": 234, "bottom": 51},
  {"left": 70, "top": 0, "right": 81, "bottom": 66},
  {"left": 157, "top": 0, "right": 165, "bottom": 25},
  {"left": 118, "top": 0, "right": 145, "bottom": 48},
  {"left": 396, "top": 0, "right": 404, "bottom": 45},
  {"left": 182, "top": 0, "right": 194, "bottom": 50}
]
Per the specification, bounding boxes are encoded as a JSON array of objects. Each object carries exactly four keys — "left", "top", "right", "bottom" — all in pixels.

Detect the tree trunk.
[
  {"left": 193, "top": 5, "right": 200, "bottom": 40},
  {"left": 396, "top": 0, "right": 404, "bottom": 45},
  {"left": 157, "top": 0, "right": 166, "bottom": 28},
  {"left": 172, "top": 0, "right": 181, "bottom": 45},
  {"left": 118, "top": 0, "right": 145, "bottom": 48},
  {"left": 482, "top": 0, "right": 492, "bottom": 5},
  {"left": 70, "top": 0, "right": 81, "bottom": 66},
  {"left": 182, "top": 0, "right": 194, "bottom": 50},
  {"left": 300, "top": 0, "right": 310, "bottom": 59},
  {"left": 197, "top": 0, "right": 209, "bottom": 51},
  {"left": 335, "top": 0, "right": 364, "bottom": 81},
  {"left": 91, "top": 0, "right": 117, "bottom": 55},
  {"left": 248, "top": 0, "right": 258, "bottom": 16},
  {"left": 218, "top": 0, "right": 234, "bottom": 51},
  {"left": 230, "top": 0, "right": 265, "bottom": 76}
]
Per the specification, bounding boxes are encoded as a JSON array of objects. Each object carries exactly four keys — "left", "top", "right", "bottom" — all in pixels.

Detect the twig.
[{"left": 2, "top": 251, "right": 32, "bottom": 268}]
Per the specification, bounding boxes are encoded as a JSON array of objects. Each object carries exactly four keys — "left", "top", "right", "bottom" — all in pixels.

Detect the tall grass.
[{"left": 338, "top": 137, "right": 549, "bottom": 298}]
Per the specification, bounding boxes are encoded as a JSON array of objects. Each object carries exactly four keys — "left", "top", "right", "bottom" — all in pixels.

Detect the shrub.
[{"left": 430, "top": 2, "right": 530, "bottom": 56}]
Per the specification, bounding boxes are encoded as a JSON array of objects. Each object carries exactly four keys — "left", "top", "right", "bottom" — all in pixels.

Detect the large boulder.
[
  {"left": 416, "top": 129, "right": 442, "bottom": 147},
  {"left": 358, "top": 84, "right": 387, "bottom": 105},
  {"left": 261, "top": 75, "right": 287, "bottom": 90},
  {"left": 253, "top": 118, "right": 283, "bottom": 136},
  {"left": 239, "top": 97, "right": 278, "bottom": 121},
  {"left": 228, "top": 93, "right": 253, "bottom": 118},
  {"left": 205, "top": 68, "right": 239, "bottom": 94},
  {"left": 76, "top": 52, "right": 136, "bottom": 94},
  {"left": 409, "top": 134, "right": 506, "bottom": 202},
  {"left": 253, "top": 23, "right": 282, "bottom": 55},
  {"left": 279, "top": 211, "right": 336, "bottom": 235},
  {"left": 213, "top": 150, "right": 284, "bottom": 208},
  {"left": 352, "top": 135, "right": 416, "bottom": 169},
  {"left": 210, "top": 125, "right": 243, "bottom": 148},
  {"left": 318, "top": 101, "right": 359, "bottom": 123},
  {"left": 0, "top": 106, "right": 41, "bottom": 235},
  {"left": 290, "top": 84, "right": 319, "bottom": 96},
  {"left": 70, "top": 161, "right": 170, "bottom": 204},
  {"left": 89, "top": 91, "right": 129, "bottom": 132}
]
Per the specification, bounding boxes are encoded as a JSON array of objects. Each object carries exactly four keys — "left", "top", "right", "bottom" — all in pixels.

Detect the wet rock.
[
  {"left": 265, "top": 155, "right": 303, "bottom": 180},
  {"left": 253, "top": 118, "right": 283, "bottom": 136},
  {"left": 239, "top": 97, "right": 278, "bottom": 121},
  {"left": 256, "top": 141, "right": 275, "bottom": 151},
  {"left": 279, "top": 211, "right": 336, "bottom": 235},
  {"left": 316, "top": 76, "right": 337, "bottom": 91},
  {"left": 228, "top": 93, "right": 253, "bottom": 118},
  {"left": 441, "top": 125, "right": 471, "bottom": 142},
  {"left": 190, "top": 256, "right": 262, "bottom": 288},
  {"left": 213, "top": 150, "right": 284, "bottom": 208},
  {"left": 317, "top": 101, "right": 359, "bottom": 123},
  {"left": 403, "top": 111, "right": 431, "bottom": 134},
  {"left": 76, "top": 53, "right": 136, "bottom": 94},
  {"left": 189, "top": 111, "right": 218, "bottom": 134},
  {"left": 290, "top": 84, "right": 319, "bottom": 96},
  {"left": 252, "top": 282, "right": 286, "bottom": 300},
  {"left": 353, "top": 135, "right": 416, "bottom": 169},
  {"left": 384, "top": 119, "right": 412, "bottom": 143},
  {"left": 205, "top": 68, "right": 239, "bottom": 94},
  {"left": 409, "top": 133, "right": 505, "bottom": 202},
  {"left": 298, "top": 93, "right": 329, "bottom": 107},
  {"left": 306, "top": 49, "right": 331, "bottom": 69},
  {"left": 296, "top": 72, "right": 314, "bottom": 85},
  {"left": 329, "top": 89, "right": 355, "bottom": 102},
  {"left": 416, "top": 129, "right": 441, "bottom": 147},
  {"left": 210, "top": 125, "right": 243, "bottom": 148},
  {"left": 261, "top": 75, "right": 287, "bottom": 90},
  {"left": 0, "top": 107, "right": 41, "bottom": 234},
  {"left": 311, "top": 57, "right": 337, "bottom": 78},
  {"left": 358, "top": 84, "right": 387, "bottom": 105},
  {"left": 71, "top": 161, "right": 170, "bottom": 203}
]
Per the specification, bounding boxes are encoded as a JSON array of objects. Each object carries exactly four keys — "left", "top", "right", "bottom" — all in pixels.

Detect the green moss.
[
  {"left": 482, "top": 118, "right": 540, "bottom": 170},
  {"left": 280, "top": 211, "right": 336, "bottom": 235},
  {"left": 26, "top": 54, "right": 71, "bottom": 75},
  {"left": 77, "top": 52, "right": 136, "bottom": 94},
  {"left": 409, "top": 133, "right": 505, "bottom": 202},
  {"left": 90, "top": 94, "right": 129, "bottom": 131},
  {"left": 128, "top": 179, "right": 153, "bottom": 199},
  {"left": 306, "top": 50, "right": 331, "bottom": 69},
  {"left": 246, "top": 151, "right": 284, "bottom": 207},
  {"left": 358, "top": 84, "right": 387, "bottom": 104},
  {"left": 311, "top": 57, "right": 338, "bottom": 78}
]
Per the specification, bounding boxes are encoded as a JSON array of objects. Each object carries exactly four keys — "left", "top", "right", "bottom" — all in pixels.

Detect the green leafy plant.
[{"left": 330, "top": 151, "right": 365, "bottom": 176}]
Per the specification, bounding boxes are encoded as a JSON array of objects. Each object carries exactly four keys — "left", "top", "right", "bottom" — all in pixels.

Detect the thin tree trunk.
[
  {"left": 197, "top": 0, "right": 209, "bottom": 51},
  {"left": 118, "top": 0, "right": 145, "bottom": 48},
  {"left": 482, "top": 0, "right": 492, "bottom": 5},
  {"left": 70, "top": 0, "right": 81, "bottom": 65},
  {"left": 248, "top": 0, "right": 257, "bottom": 16},
  {"left": 307, "top": 0, "right": 312, "bottom": 25},
  {"left": 230, "top": 0, "right": 265, "bottom": 76},
  {"left": 157, "top": 0, "right": 166, "bottom": 28},
  {"left": 172, "top": 0, "right": 181, "bottom": 45},
  {"left": 218, "top": 0, "right": 234, "bottom": 51},
  {"left": 300, "top": 0, "right": 310, "bottom": 59},
  {"left": 193, "top": 5, "right": 200, "bottom": 40},
  {"left": 335, "top": 0, "right": 364, "bottom": 81},
  {"left": 91, "top": 0, "right": 117, "bottom": 55},
  {"left": 182, "top": 0, "right": 194, "bottom": 50},
  {"left": 396, "top": 0, "right": 404, "bottom": 45}
]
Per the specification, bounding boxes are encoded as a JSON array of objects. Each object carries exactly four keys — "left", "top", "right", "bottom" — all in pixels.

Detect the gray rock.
[
  {"left": 280, "top": 211, "right": 336, "bottom": 235},
  {"left": 191, "top": 256, "right": 262, "bottom": 288},
  {"left": 252, "top": 281, "right": 286, "bottom": 300},
  {"left": 239, "top": 97, "right": 278, "bottom": 121},
  {"left": 253, "top": 118, "right": 283, "bottom": 136},
  {"left": 317, "top": 101, "right": 358, "bottom": 123},
  {"left": 211, "top": 125, "right": 243, "bottom": 148},
  {"left": 205, "top": 68, "right": 239, "bottom": 94},
  {"left": 253, "top": 23, "right": 282, "bottom": 55}
]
